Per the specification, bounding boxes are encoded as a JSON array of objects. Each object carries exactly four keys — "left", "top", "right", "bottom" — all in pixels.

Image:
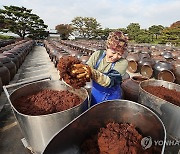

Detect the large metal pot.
[
  {"left": 42, "top": 100, "right": 166, "bottom": 154},
  {"left": 138, "top": 80, "right": 180, "bottom": 140},
  {"left": 3, "top": 79, "right": 88, "bottom": 154}
]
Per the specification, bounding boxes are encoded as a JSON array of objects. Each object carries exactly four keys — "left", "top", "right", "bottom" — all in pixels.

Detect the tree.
[
  {"left": 71, "top": 17, "right": 101, "bottom": 39},
  {"left": 148, "top": 25, "right": 164, "bottom": 40},
  {"left": 55, "top": 24, "right": 73, "bottom": 40},
  {"left": 117, "top": 28, "right": 127, "bottom": 34},
  {"left": 0, "top": 15, "right": 6, "bottom": 29},
  {"left": 83, "top": 17, "right": 102, "bottom": 38},
  {"left": 0, "top": 5, "right": 48, "bottom": 39},
  {"left": 126, "top": 23, "right": 140, "bottom": 40},
  {"left": 160, "top": 24, "right": 180, "bottom": 46},
  {"left": 135, "top": 29, "right": 151, "bottom": 43},
  {"left": 170, "top": 21, "right": 180, "bottom": 28},
  {"left": 97, "top": 28, "right": 113, "bottom": 40}
]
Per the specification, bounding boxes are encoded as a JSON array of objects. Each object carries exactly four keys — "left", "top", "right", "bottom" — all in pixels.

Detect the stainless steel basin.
[
  {"left": 4, "top": 80, "right": 88, "bottom": 154},
  {"left": 138, "top": 79, "right": 180, "bottom": 140},
  {"left": 42, "top": 100, "right": 166, "bottom": 154}
]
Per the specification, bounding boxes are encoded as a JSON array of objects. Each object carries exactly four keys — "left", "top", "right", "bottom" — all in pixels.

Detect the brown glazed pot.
[
  {"left": 2, "top": 53, "right": 20, "bottom": 70},
  {"left": 140, "top": 65, "right": 153, "bottom": 79},
  {"left": 126, "top": 53, "right": 139, "bottom": 73},
  {"left": 0, "top": 56, "right": 17, "bottom": 80},
  {"left": 122, "top": 72, "right": 130, "bottom": 82},
  {"left": 121, "top": 76, "right": 148, "bottom": 102},
  {"left": 138, "top": 52, "right": 151, "bottom": 60},
  {"left": 174, "top": 66, "right": 180, "bottom": 84},
  {"left": 138, "top": 58, "right": 155, "bottom": 78},
  {"left": 153, "top": 61, "right": 175, "bottom": 82},
  {"left": 0, "top": 77, "right": 2, "bottom": 95},
  {"left": 158, "top": 70, "right": 175, "bottom": 82},
  {"left": 151, "top": 56, "right": 166, "bottom": 63},
  {"left": 172, "top": 50, "right": 180, "bottom": 59},
  {"left": 162, "top": 51, "right": 173, "bottom": 59},
  {"left": 0, "top": 62, "right": 10, "bottom": 85},
  {"left": 127, "top": 60, "right": 138, "bottom": 73},
  {"left": 151, "top": 51, "right": 161, "bottom": 57}
]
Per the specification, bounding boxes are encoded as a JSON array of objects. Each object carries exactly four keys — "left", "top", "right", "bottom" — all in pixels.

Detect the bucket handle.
[{"left": 3, "top": 75, "right": 52, "bottom": 98}]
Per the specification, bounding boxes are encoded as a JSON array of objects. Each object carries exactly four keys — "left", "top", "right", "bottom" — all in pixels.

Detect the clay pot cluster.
[
  {"left": 0, "top": 40, "right": 35, "bottom": 96},
  {"left": 44, "top": 40, "right": 91, "bottom": 69},
  {"left": 126, "top": 47, "right": 179, "bottom": 84},
  {"left": 44, "top": 39, "right": 179, "bottom": 84},
  {"left": 0, "top": 39, "right": 15, "bottom": 49}
]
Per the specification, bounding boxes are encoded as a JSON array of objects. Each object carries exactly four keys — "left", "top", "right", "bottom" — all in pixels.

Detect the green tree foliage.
[
  {"left": 55, "top": 24, "right": 73, "bottom": 40},
  {"left": 0, "top": 34, "right": 15, "bottom": 40},
  {"left": 160, "top": 21, "right": 180, "bottom": 46},
  {"left": 135, "top": 29, "right": 151, "bottom": 43},
  {"left": 0, "top": 15, "right": 6, "bottom": 29},
  {"left": 117, "top": 28, "right": 127, "bottom": 34},
  {"left": 97, "top": 28, "right": 113, "bottom": 40},
  {"left": 148, "top": 25, "right": 164, "bottom": 40},
  {"left": 126, "top": 23, "right": 140, "bottom": 40},
  {"left": 0, "top": 5, "right": 48, "bottom": 39},
  {"left": 71, "top": 17, "right": 101, "bottom": 39}
]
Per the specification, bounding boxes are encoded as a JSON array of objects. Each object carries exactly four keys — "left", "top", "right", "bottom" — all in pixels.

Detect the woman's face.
[{"left": 106, "top": 48, "right": 124, "bottom": 63}]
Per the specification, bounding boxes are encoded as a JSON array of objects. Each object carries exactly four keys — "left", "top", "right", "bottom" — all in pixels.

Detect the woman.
[{"left": 72, "top": 31, "right": 128, "bottom": 106}]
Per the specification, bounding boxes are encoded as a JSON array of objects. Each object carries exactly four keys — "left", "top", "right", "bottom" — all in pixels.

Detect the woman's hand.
[{"left": 71, "top": 64, "right": 91, "bottom": 79}]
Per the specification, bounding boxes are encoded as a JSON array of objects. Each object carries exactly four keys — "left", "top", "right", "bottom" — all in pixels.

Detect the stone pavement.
[{"left": 0, "top": 45, "right": 59, "bottom": 154}]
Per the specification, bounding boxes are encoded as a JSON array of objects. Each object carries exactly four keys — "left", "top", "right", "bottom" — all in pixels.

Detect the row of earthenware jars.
[
  {"left": 44, "top": 40, "right": 91, "bottom": 68},
  {"left": 126, "top": 52, "right": 179, "bottom": 83},
  {"left": 0, "top": 39, "right": 15, "bottom": 48},
  {"left": 45, "top": 39, "right": 179, "bottom": 84},
  {"left": 0, "top": 40, "right": 35, "bottom": 96}
]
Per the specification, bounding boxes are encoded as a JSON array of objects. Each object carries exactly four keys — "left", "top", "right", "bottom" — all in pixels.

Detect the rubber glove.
[{"left": 71, "top": 64, "right": 91, "bottom": 79}]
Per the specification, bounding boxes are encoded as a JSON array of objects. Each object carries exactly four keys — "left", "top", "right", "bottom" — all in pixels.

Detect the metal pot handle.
[{"left": 3, "top": 75, "right": 52, "bottom": 98}]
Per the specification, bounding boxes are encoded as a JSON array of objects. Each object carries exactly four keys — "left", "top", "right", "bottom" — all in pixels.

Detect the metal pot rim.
[
  {"left": 139, "top": 79, "right": 180, "bottom": 108},
  {"left": 9, "top": 80, "right": 88, "bottom": 117}
]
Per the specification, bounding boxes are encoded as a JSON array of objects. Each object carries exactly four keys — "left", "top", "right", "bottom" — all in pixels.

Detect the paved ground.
[{"left": 0, "top": 45, "right": 59, "bottom": 154}]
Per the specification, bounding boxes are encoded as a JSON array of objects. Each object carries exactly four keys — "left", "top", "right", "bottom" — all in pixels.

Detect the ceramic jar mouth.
[
  {"left": 140, "top": 65, "right": 153, "bottom": 78},
  {"left": 128, "top": 60, "right": 138, "bottom": 73},
  {"left": 158, "top": 70, "right": 175, "bottom": 82},
  {"left": 131, "top": 76, "right": 148, "bottom": 82}
]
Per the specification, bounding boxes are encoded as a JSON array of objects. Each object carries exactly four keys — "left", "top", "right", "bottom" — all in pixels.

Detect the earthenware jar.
[
  {"left": 139, "top": 52, "right": 150, "bottom": 60},
  {"left": 0, "top": 62, "right": 10, "bottom": 85},
  {"left": 172, "top": 50, "right": 180, "bottom": 59},
  {"left": 0, "top": 56, "right": 17, "bottom": 80},
  {"left": 151, "top": 56, "right": 166, "bottom": 63},
  {"left": 174, "top": 66, "right": 180, "bottom": 84},
  {"left": 0, "top": 77, "right": 2, "bottom": 95},
  {"left": 121, "top": 76, "right": 148, "bottom": 102},
  {"left": 158, "top": 70, "right": 175, "bottom": 82},
  {"left": 138, "top": 58, "right": 155, "bottom": 78},
  {"left": 172, "top": 60, "right": 180, "bottom": 84},
  {"left": 162, "top": 51, "right": 173, "bottom": 59},
  {"left": 2, "top": 53, "right": 20, "bottom": 70},
  {"left": 153, "top": 61, "right": 175, "bottom": 82},
  {"left": 151, "top": 50, "right": 161, "bottom": 57},
  {"left": 122, "top": 72, "right": 130, "bottom": 82},
  {"left": 162, "top": 51, "right": 174, "bottom": 62},
  {"left": 126, "top": 53, "right": 139, "bottom": 73}
]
